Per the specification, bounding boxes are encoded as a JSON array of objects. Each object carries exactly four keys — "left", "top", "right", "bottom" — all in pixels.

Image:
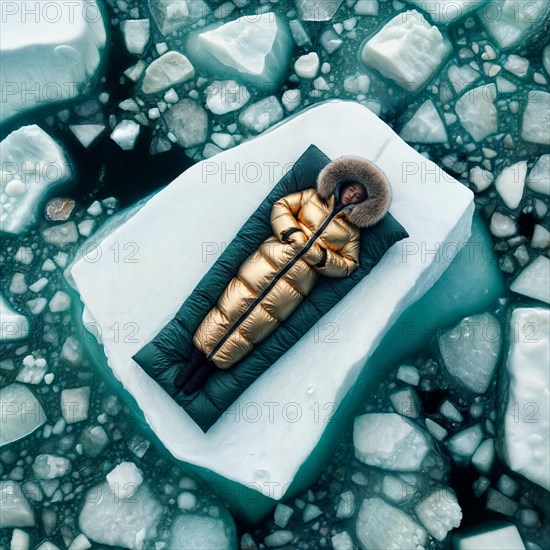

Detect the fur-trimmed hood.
[{"left": 316, "top": 155, "right": 392, "bottom": 228}]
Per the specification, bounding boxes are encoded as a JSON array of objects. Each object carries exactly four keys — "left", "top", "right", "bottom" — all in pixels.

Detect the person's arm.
[
  {"left": 271, "top": 189, "right": 314, "bottom": 243},
  {"left": 302, "top": 232, "right": 361, "bottom": 278}
]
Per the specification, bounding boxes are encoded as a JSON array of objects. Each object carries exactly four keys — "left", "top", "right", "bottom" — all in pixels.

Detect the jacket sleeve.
[
  {"left": 302, "top": 233, "right": 361, "bottom": 278},
  {"left": 271, "top": 190, "right": 310, "bottom": 243}
]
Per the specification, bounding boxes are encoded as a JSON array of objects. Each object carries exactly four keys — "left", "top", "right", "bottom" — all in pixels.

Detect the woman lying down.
[{"left": 173, "top": 155, "right": 393, "bottom": 395}]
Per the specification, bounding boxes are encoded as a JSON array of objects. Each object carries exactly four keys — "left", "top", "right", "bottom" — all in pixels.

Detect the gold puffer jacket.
[{"left": 192, "top": 155, "right": 393, "bottom": 369}]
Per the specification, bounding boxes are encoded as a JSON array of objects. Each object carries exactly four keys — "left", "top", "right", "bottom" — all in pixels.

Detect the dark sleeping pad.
[{"left": 132, "top": 144, "right": 409, "bottom": 432}]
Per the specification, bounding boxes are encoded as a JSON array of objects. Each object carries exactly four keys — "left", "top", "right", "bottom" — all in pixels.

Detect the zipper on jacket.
[{"left": 206, "top": 200, "right": 347, "bottom": 362}]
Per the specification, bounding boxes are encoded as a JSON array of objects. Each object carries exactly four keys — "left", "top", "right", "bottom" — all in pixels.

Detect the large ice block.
[
  {"left": 0, "top": 0, "right": 107, "bottom": 122},
  {"left": 66, "top": 100, "right": 474, "bottom": 522}
]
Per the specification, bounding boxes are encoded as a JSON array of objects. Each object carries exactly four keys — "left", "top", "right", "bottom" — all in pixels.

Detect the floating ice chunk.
[
  {"left": 185, "top": 12, "right": 293, "bottom": 92},
  {"left": 296, "top": 0, "right": 344, "bottom": 21},
  {"left": 390, "top": 388, "right": 420, "bottom": 418},
  {"left": 448, "top": 64, "right": 482, "bottom": 94},
  {"left": 264, "top": 531, "right": 294, "bottom": 547},
  {"left": 294, "top": 52, "right": 320, "bottom": 79},
  {"left": 501, "top": 308, "right": 549, "bottom": 491},
  {"left": 544, "top": 44, "right": 550, "bottom": 75},
  {"left": 495, "top": 160, "right": 527, "bottom": 209},
  {"left": 360, "top": 10, "right": 451, "bottom": 91},
  {"left": 303, "top": 503, "right": 322, "bottom": 522},
  {"left": 354, "top": 413, "right": 430, "bottom": 470},
  {"left": 382, "top": 475, "right": 416, "bottom": 503},
  {"left": 454, "top": 523, "right": 525, "bottom": 549},
  {"left": 0, "top": 384, "right": 46, "bottom": 446},
  {"left": 356, "top": 497, "right": 427, "bottom": 550},
  {"left": 141, "top": 51, "right": 194, "bottom": 94},
  {"left": 0, "top": 126, "right": 72, "bottom": 235},
  {"left": 16, "top": 355, "right": 47, "bottom": 384},
  {"left": 471, "top": 438, "right": 495, "bottom": 473},
  {"left": 438, "top": 313, "right": 501, "bottom": 393},
  {"left": 510, "top": 256, "right": 550, "bottom": 304},
  {"left": 33, "top": 454, "right": 71, "bottom": 480},
  {"left": 415, "top": 488, "right": 462, "bottom": 541},
  {"left": 396, "top": 365, "right": 420, "bottom": 386},
  {"left": 168, "top": 512, "right": 237, "bottom": 549},
  {"left": 469, "top": 166, "right": 494, "bottom": 192},
  {"left": 446, "top": 424, "right": 484, "bottom": 457},
  {"left": 455, "top": 84, "right": 498, "bottom": 141},
  {"left": 336, "top": 490, "right": 355, "bottom": 519},
  {"left": 289, "top": 19, "right": 312, "bottom": 47},
  {"left": 532, "top": 224, "right": 550, "bottom": 249},
  {"left": 400, "top": 100, "right": 448, "bottom": 143},
  {"left": 426, "top": 419, "right": 448, "bottom": 441},
  {"left": 149, "top": 0, "right": 210, "bottom": 35},
  {"left": 331, "top": 531, "right": 354, "bottom": 550},
  {"left": 355, "top": 0, "right": 379, "bottom": 16},
  {"left": 477, "top": 0, "right": 550, "bottom": 50},
  {"left": 521, "top": 91, "right": 550, "bottom": 145},
  {"left": 504, "top": 54, "right": 529, "bottom": 78},
  {"left": 0, "top": 0, "right": 106, "bottom": 122},
  {"left": 238, "top": 96, "right": 284, "bottom": 133},
  {"left": 526, "top": 155, "right": 550, "bottom": 196},
  {"left": 0, "top": 481, "right": 35, "bottom": 528},
  {"left": 110, "top": 120, "right": 141, "bottom": 151},
  {"left": 405, "top": 0, "right": 488, "bottom": 24},
  {"left": 65, "top": 101, "right": 474, "bottom": 521},
  {"left": 61, "top": 386, "right": 90, "bottom": 424},
  {"left": 49, "top": 291, "right": 71, "bottom": 313},
  {"left": 106, "top": 462, "right": 144, "bottom": 499},
  {"left": 42, "top": 222, "right": 79, "bottom": 247},
  {"left": 79, "top": 481, "right": 162, "bottom": 549},
  {"left": 204, "top": 80, "right": 250, "bottom": 115},
  {"left": 163, "top": 99, "right": 208, "bottom": 147},
  {"left": 121, "top": 19, "right": 150, "bottom": 55},
  {"left": 10, "top": 529, "right": 30, "bottom": 549},
  {"left": 490, "top": 212, "right": 516, "bottom": 238},
  {"left": 440, "top": 400, "right": 463, "bottom": 423},
  {"left": 69, "top": 124, "right": 105, "bottom": 148},
  {"left": 0, "top": 295, "right": 29, "bottom": 341},
  {"left": 320, "top": 28, "right": 343, "bottom": 54},
  {"left": 274, "top": 503, "right": 294, "bottom": 527}
]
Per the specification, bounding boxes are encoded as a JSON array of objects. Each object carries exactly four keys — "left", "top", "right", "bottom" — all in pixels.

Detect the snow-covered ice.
[
  {"left": 521, "top": 91, "right": 550, "bottom": 145},
  {"left": 1, "top": 125, "right": 72, "bottom": 235},
  {"left": 526, "top": 155, "right": 550, "bottom": 196},
  {"left": 0, "top": 481, "right": 35, "bottom": 528},
  {"left": 0, "top": 0, "right": 106, "bottom": 122},
  {"left": 168, "top": 512, "right": 236, "bottom": 549},
  {"left": 500, "top": 307, "right": 550, "bottom": 491},
  {"left": 66, "top": 101, "right": 474, "bottom": 510},
  {"left": 141, "top": 51, "right": 194, "bottom": 94},
  {"left": 495, "top": 162, "right": 527, "bottom": 209},
  {"left": 455, "top": 84, "right": 498, "bottom": 142},
  {"left": 204, "top": 80, "right": 251, "bottom": 115},
  {"left": 296, "top": 0, "right": 345, "bottom": 21},
  {"left": 415, "top": 489, "right": 462, "bottom": 541},
  {"left": 106, "top": 462, "right": 144, "bottom": 499},
  {"left": 149, "top": 0, "right": 210, "bottom": 36},
  {"left": 0, "top": 384, "right": 47, "bottom": 447},
  {"left": 360, "top": 10, "right": 452, "bottom": 90}
]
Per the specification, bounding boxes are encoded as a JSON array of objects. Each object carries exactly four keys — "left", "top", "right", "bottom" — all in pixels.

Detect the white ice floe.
[
  {"left": 106, "top": 462, "right": 144, "bottom": 499},
  {"left": 438, "top": 313, "right": 501, "bottom": 393},
  {"left": 69, "top": 124, "right": 106, "bottom": 148},
  {"left": 184, "top": 12, "right": 293, "bottom": 92},
  {"left": 238, "top": 96, "right": 284, "bottom": 133},
  {"left": 65, "top": 101, "right": 474, "bottom": 509},
  {"left": 405, "top": 0, "right": 488, "bottom": 24},
  {"left": 296, "top": 0, "right": 344, "bottom": 21},
  {"left": 415, "top": 489, "right": 462, "bottom": 541},
  {"left": 110, "top": 120, "right": 141, "bottom": 151},
  {"left": 454, "top": 523, "right": 525, "bottom": 549},
  {"left": 448, "top": 64, "right": 481, "bottom": 94},
  {"left": 501, "top": 307, "right": 550, "bottom": 491},
  {"left": 446, "top": 424, "right": 484, "bottom": 457},
  {"left": 399, "top": 100, "right": 448, "bottom": 143},
  {"left": 521, "top": 91, "right": 550, "bottom": 145},
  {"left": 360, "top": 10, "right": 452, "bottom": 90},
  {"left": 477, "top": 0, "right": 550, "bottom": 50},
  {"left": 168, "top": 512, "right": 236, "bottom": 549},
  {"left": 526, "top": 155, "right": 550, "bottom": 196},
  {"left": 204, "top": 80, "right": 251, "bottom": 115},
  {"left": 356, "top": 497, "right": 426, "bottom": 550},
  {"left": 149, "top": 0, "right": 210, "bottom": 36},
  {"left": 121, "top": 19, "right": 150, "bottom": 55},
  {"left": 455, "top": 84, "right": 498, "bottom": 142},
  {"left": 141, "top": 51, "right": 194, "bottom": 94},
  {"left": 163, "top": 98, "right": 208, "bottom": 147},
  {"left": 0, "top": 481, "right": 35, "bottom": 528},
  {"left": 510, "top": 256, "right": 550, "bottom": 304},
  {"left": 471, "top": 438, "right": 495, "bottom": 473},
  {"left": 1, "top": 125, "right": 72, "bottom": 235},
  {"left": 61, "top": 386, "right": 90, "bottom": 424},
  {"left": 0, "top": 0, "right": 106, "bottom": 122},
  {"left": 0, "top": 294, "right": 29, "bottom": 341},
  {"left": 495, "top": 161, "right": 527, "bottom": 209},
  {"left": 354, "top": 413, "right": 430, "bottom": 470},
  {"left": 0, "top": 384, "right": 47, "bottom": 447},
  {"left": 79, "top": 481, "right": 162, "bottom": 549},
  {"left": 32, "top": 454, "right": 71, "bottom": 480}
]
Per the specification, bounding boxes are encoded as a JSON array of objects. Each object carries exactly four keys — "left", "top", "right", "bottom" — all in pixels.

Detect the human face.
[{"left": 341, "top": 182, "right": 367, "bottom": 205}]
